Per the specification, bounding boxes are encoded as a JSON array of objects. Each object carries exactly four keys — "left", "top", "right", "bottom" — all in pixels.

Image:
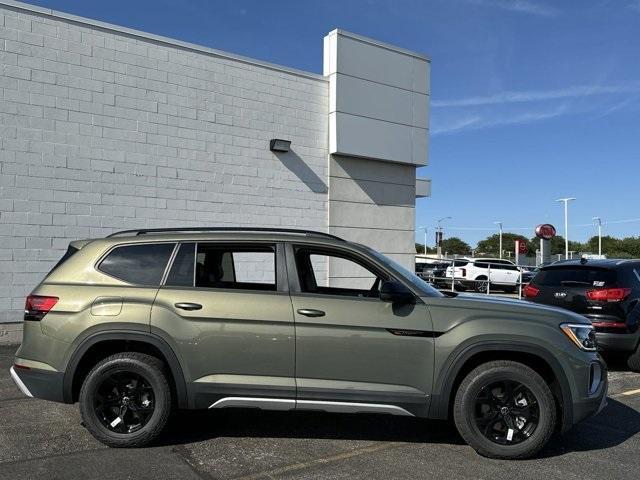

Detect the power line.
[{"left": 426, "top": 217, "right": 640, "bottom": 233}]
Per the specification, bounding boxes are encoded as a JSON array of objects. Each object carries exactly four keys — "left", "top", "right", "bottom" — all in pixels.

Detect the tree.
[
  {"left": 529, "top": 235, "right": 583, "bottom": 256},
  {"left": 441, "top": 237, "right": 471, "bottom": 256},
  {"left": 415, "top": 243, "right": 435, "bottom": 254},
  {"left": 476, "top": 233, "right": 532, "bottom": 257}
]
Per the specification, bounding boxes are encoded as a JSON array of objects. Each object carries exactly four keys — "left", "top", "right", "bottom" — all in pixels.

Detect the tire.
[
  {"left": 627, "top": 345, "right": 640, "bottom": 372},
  {"left": 79, "top": 352, "right": 172, "bottom": 448},
  {"left": 474, "top": 277, "right": 488, "bottom": 293},
  {"left": 453, "top": 360, "right": 556, "bottom": 459}
]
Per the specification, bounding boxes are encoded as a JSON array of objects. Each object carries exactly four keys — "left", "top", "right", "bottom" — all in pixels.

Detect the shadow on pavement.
[
  {"left": 540, "top": 398, "right": 640, "bottom": 458},
  {"left": 158, "top": 396, "right": 640, "bottom": 459},
  {"left": 159, "top": 409, "right": 462, "bottom": 446}
]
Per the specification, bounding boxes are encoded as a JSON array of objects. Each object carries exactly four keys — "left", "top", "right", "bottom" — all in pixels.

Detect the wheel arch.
[
  {"left": 429, "top": 341, "right": 573, "bottom": 432},
  {"left": 63, "top": 331, "right": 189, "bottom": 409}
]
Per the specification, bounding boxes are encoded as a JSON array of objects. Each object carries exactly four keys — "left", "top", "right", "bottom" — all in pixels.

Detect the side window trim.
[{"left": 160, "top": 243, "right": 180, "bottom": 285}]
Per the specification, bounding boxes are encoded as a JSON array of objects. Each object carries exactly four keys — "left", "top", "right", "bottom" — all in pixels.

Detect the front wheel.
[
  {"left": 453, "top": 360, "right": 556, "bottom": 459},
  {"left": 79, "top": 352, "right": 172, "bottom": 448}
]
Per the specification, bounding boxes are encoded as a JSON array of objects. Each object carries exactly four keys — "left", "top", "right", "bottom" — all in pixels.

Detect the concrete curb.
[{"left": 0, "top": 323, "right": 23, "bottom": 346}]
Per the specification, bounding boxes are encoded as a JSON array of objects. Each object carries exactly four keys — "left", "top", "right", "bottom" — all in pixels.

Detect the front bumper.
[
  {"left": 567, "top": 359, "right": 608, "bottom": 429},
  {"left": 9, "top": 365, "right": 65, "bottom": 402}
]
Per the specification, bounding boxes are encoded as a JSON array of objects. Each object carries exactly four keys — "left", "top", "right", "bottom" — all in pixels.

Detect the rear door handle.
[
  {"left": 297, "top": 308, "right": 325, "bottom": 317},
  {"left": 175, "top": 302, "right": 202, "bottom": 311}
]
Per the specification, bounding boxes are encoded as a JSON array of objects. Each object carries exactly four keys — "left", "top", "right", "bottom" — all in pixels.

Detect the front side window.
[
  {"left": 98, "top": 243, "right": 175, "bottom": 285},
  {"left": 295, "top": 247, "right": 386, "bottom": 298},
  {"left": 193, "top": 244, "right": 276, "bottom": 291}
]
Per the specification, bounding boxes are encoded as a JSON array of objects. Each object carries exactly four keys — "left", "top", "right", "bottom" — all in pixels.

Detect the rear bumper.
[
  {"left": 595, "top": 331, "right": 640, "bottom": 353},
  {"left": 9, "top": 366, "right": 65, "bottom": 402}
]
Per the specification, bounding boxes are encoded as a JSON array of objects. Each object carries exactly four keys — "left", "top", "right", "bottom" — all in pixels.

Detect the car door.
[
  {"left": 487, "top": 262, "right": 509, "bottom": 285},
  {"left": 503, "top": 263, "right": 521, "bottom": 285},
  {"left": 286, "top": 243, "right": 435, "bottom": 417},
  {"left": 151, "top": 241, "right": 296, "bottom": 409}
]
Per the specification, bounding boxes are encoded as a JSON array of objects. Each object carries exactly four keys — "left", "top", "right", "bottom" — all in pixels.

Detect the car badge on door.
[{"left": 554, "top": 292, "right": 567, "bottom": 298}]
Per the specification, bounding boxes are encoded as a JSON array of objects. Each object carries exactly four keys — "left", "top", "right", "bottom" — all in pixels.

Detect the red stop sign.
[{"left": 516, "top": 240, "right": 528, "bottom": 254}]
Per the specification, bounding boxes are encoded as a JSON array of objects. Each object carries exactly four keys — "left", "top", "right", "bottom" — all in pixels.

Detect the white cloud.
[
  {"left": 465, "top": 0, "right": 560, "bottom": 17},
  {"left": 432, "top": 83, "right": 640, "bottom": 108},
  {"left": 431, "top": 105, "right": 567, "bottom": 135}
]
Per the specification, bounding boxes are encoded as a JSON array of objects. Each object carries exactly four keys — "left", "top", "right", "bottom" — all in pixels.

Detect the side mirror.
[{"left": 380, "top": 280, "right": 414, "bottom": 304}]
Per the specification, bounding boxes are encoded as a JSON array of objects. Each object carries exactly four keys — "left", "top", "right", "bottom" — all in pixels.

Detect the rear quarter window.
[
  {"left": 533, "top": 267, "right": 617, "bottom": 287},
  {"left": 98, "top": 243, "right": 175, "bottom": 285}
]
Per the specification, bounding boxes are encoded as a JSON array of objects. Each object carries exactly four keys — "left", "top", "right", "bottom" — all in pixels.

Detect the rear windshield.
[{"left": 533, "top": 267, "right": 617, "bottom": 287}]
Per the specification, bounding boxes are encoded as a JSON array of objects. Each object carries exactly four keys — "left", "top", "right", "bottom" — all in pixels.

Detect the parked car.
[
  {"left": 446, "top": 258, "right": 526, "bottom": 293},
  {"left": 524, "top": 258, "right": 640, "bottom": 370},
  {"left": 11, "top": 228, "right": 606, "bottom": 459},
  {"left": 416, "top": 261, "right": 450, "bottom": 286}
]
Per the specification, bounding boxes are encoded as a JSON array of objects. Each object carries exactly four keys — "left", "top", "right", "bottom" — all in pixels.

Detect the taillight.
[
  {"left": 523, "top": 284, "right": 539, "bottom": 298},
  {"left": 586, "top": 288, "right": 631, "bottom": 302},
  {"left": 24, "top": 295, "right": 58, "bottom": 321}
]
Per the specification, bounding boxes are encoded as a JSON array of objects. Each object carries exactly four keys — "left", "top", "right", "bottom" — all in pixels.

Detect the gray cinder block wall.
[{"left": 0, "top": 1, "right": 430, "bottom": 328}]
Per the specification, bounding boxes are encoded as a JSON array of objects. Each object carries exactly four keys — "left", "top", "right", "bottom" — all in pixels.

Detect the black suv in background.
[{"left": 524, "top": 259, "right": 640, "bottom": 370}]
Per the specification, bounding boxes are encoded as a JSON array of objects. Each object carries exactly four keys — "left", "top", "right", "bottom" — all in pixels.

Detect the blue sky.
[{"left": 27, "top": 0, "right": 640, "bottom": 247}]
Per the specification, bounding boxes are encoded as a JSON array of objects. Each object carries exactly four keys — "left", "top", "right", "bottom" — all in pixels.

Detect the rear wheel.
[
  {"left": 474, "top": 276, "right": 488, "bottom": 293},
  {"left": 453, "top": 360, "right": 556, "bottom": 459},
  {"left": 79, "top": 352, "right": 172, "bottom": 448}
]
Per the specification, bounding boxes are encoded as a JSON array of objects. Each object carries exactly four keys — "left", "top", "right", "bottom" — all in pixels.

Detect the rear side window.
[
  {"left": 99, "top": 243, "right": 175, "bottom": 285},
  {"left": 194, "top": 244, "right": 276, "bottom": 291},
  {"left": 533, "top": 267, "right": 617, "bottom": 287}
]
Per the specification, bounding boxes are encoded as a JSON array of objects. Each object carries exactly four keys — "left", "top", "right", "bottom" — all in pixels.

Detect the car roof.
[{"left": 542, "top": 258, "right": 640, "bottom": 269}]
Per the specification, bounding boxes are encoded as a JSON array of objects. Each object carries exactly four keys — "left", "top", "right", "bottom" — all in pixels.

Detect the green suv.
[{"left": 11, "top": 228, "right": 607, "bottom": 459}]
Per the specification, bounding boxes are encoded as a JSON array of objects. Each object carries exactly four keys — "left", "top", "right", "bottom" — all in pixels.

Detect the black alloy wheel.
[
  {"left": 453, "top": 360, "right": 556, "bottom": 459},
  {"left": 94, "top": 370, "right": 156, "bottom": 434},
  {"left": 474, "top": 380, "right": 540, "bottom": 445},
  {"left": 79, "top": 352, "right": 172, "bottom": 448}
]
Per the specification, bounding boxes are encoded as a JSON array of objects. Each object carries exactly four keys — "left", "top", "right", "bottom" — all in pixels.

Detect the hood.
[{"left": 434, "top": 292, "right": 592, "bottom": 327}]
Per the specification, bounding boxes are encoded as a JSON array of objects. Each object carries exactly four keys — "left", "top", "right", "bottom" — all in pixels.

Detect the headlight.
[{"left": 560, "top": 323, "right": 597, "bottom": 351}]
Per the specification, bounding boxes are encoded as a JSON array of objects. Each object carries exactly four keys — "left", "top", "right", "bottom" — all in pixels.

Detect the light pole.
[
  {"left": 593, "top": 216, "right": 602, "bottom": 256},
  {"left": 556, "top": 197, "right": 576, "bottom": 259},
  {"left": 494, "top": 221, "right": 503, "bottom": 259},
  {"left": 417, "top": 226, "right": 428, "bottom": 255},
  {"left": 436, "top": 216, "right": 452, "bottom": 259}
]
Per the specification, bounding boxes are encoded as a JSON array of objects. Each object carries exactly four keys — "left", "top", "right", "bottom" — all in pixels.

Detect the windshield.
[{"left": 363, "top": 246, "right": 444, "bottom": 297}]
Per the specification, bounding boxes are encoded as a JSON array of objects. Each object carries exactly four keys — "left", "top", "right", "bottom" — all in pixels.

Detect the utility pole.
[
  {"left": 494, "top": 221, "right": 503, "bottom": 259},
  {"left": 593, "top": 216, "right": 602, "bottom": 257},
  {"left": 436, "top": 216, "right": 452, "bottom": 259},
  {"left": 556, "top": 197, "right": 576, "bottom": 259}
]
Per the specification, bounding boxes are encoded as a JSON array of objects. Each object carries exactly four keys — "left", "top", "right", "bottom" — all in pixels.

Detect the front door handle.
[
  {"left": 175, "top": 302, "right": 202, "bottom": 311},
  {"left": 297, "top": 308, "right": 325, "bottom": 317}
]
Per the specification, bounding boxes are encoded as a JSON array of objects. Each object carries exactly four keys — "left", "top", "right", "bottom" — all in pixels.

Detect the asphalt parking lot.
[{"left": 1, "top": 346, "right": 640, "bottom": 480}]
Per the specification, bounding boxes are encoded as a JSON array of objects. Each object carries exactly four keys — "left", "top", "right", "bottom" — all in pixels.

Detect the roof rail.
[{"left": 106, "top": 227, "right": 344, "bottom": 241}]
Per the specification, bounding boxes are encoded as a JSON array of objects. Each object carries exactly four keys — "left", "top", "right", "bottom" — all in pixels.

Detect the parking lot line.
[{"left": 617, "top": 388, "right": 640, "bottom": 397}]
